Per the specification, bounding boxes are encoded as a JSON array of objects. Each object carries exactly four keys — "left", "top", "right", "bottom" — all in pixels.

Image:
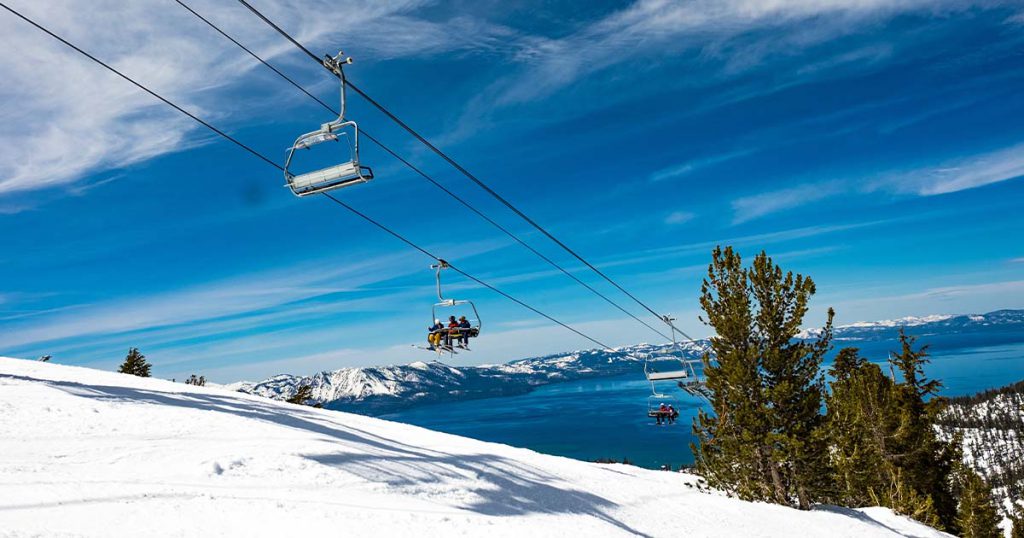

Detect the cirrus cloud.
[{"left": 0, "top": 0, "right": 516, "bottom": 198}]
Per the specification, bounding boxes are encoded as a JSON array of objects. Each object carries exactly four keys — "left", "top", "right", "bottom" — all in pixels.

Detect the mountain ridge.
[{"left": 232, "top": 309, "right": 1023, "bottom": 413}]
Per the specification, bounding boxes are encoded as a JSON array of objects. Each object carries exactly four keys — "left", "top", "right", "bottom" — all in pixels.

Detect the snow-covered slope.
[
  {"left": 936, "top": 381, "right": 1024, "bottom": 521},
  {"left": 0, "top": 357, "right": 948, "bottom": 537}
]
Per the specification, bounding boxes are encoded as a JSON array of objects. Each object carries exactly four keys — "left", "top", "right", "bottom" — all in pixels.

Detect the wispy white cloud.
[
  {"left": 460, "top": 220, "right": 871, "bottom": 290},
  {"left": 731, "top": 181, "right": 847, "bottom": 224},
  {"left": 593, "top": 218, "right": 896, "bottom": 273},
  {"left": 0, "top": 250, "right": 422, "bottom": 350},
  {"left": 433, "top": 0, "right": 1007, "bottom": 150},
  {"left": 491, "top": 0, "right": 994, "bottom": 106},
  {"left": 0, "top": 0, "right": 514, "bottom": 197},
  {"left": 0, "top": 234, "right": 511, "bottom": 353},
  {"left": 877, "top": 142, "right": 1024, "bottom": 195},
  {"left": 2, "top": 0, "right": 1007, "bottom": 196},
  {"left": 730, "top": 141, "right": 1024, "bottom": 223},
  {"left": 649, "top": 149, "right": 755, "bottom": 182},
  {"left": 664, "top": 211, "right": 696, "bottom": 225}
]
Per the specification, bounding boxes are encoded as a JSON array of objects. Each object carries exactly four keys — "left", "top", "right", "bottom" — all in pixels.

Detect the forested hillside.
[{"left": 937, "top": 380, "right": 1024, "bottom": 515}]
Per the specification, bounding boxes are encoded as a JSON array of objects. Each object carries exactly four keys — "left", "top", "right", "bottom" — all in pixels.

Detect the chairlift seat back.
[
  {"left": 288, "top": 161, "right": 373, "bottom": 196},
  {"left": 647, "top": 370, "right": 689, "bottom": 381}
]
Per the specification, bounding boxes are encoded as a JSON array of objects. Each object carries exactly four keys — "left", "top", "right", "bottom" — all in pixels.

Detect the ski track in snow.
[{"left": 0, "top": 357, "right": 951, "bottom": 537}]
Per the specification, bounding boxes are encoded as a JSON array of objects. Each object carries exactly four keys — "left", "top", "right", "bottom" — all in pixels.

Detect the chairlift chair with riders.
[
  {"left": 425, "top": 260, "right": 481, "bottom": 354},
  {"left": 283, "top": 51, "right": 373, "bottom": 197},
  {"left": 643, "top": 315, "right": 713, "bottom": 420}
]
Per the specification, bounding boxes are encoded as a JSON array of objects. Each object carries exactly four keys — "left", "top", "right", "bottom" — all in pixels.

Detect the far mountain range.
[{"left": 228, "top": 309, "right": 1024, "bottom": 414}]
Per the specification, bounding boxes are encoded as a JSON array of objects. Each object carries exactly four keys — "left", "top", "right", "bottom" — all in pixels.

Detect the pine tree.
[
  {"left": 286, "top": 385, "right": 321, "bottom": 407},
  {"left": 888, "top": 330, "right": 959, "bottom": 529},
  {"left": 826, "top": 332, "right": 961, "bottom": 530},
  {"left": 1010, "top": 504, "right": 1024, "bottom": 538},
  {"left": 749, "top": 252, "right": 834, "bottom": 508},
  {"left": 286, "top": 384, "right": 312, "bottom": 404},
  {"left": 869, "top": 467, "right": 943, "bottom": 530},
  {"left": 953, "top": 466, "right": 1002, "bottom": 538},
  {"left": 825, "top": 347, "right": 898, "bottom": 506},
  {"left": 691, "top": 246, "right": 834, "bottom": 509},
  {"left": 117, "top": 347, "right": 151, "bottom": 377}
]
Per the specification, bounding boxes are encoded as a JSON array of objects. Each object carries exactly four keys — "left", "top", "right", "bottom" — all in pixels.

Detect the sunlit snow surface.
[{"left": 0, "top": 357, "right": 951, "bottom": 537}]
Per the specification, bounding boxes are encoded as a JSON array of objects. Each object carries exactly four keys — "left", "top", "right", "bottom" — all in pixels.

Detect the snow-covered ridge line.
[
  {"left": 234, "top": 310, "right": 1023, "bottom": 414},
  {"left": 795, "top": 309, "right": 1024, "bottom": 340},
  {"left": 842, "top": 314, "right": 954, "bottom": 328},
  {"left": 232, "top": 341, "right": 711, "bottom": 414},
  {"left": 0, "top": 357, "right": 950, "bottom": 537}
]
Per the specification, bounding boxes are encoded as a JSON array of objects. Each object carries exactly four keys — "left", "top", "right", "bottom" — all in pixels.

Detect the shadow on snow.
[{"left": 1, "top": 373, "right": 651, "bottom": 537}]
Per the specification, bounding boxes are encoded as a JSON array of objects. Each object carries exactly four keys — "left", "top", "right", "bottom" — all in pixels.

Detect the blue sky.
[{"left": 1, "top": 0, "right": 1023, "bottom": 382}]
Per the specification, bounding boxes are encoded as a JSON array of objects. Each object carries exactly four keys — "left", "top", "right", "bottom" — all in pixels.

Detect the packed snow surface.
[{"left": 0, "top": 357, "right": 950, "bottom": 537}]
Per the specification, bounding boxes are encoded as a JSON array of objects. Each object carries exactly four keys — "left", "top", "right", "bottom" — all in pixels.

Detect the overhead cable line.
[
  {"left": 0, "top": 1, "right": 613, "bottom": 351},
  {"left": 319, "top": 193, "right": 613, "bottom": 350},
  {"left": 232, "top": 0, "right": 695, "bottom": 341},
  {"left": 173, "top": 0, "right": 670, "bottom": 341}
]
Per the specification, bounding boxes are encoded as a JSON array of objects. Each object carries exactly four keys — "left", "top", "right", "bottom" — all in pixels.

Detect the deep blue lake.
[{"left": 383, "top": 338, "right": 1024, "bottom": 470}]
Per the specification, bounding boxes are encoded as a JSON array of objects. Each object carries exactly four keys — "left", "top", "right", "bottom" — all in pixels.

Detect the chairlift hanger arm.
[{"left": 431, "top": 259, "right": 451, "bottom": 302}]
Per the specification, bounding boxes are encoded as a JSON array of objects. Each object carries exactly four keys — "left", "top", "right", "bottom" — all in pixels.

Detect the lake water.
[{"left": 383, "top": 340, "right": 1024, "bottom": 470}]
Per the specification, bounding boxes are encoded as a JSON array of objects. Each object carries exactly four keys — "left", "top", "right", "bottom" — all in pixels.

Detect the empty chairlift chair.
[{"left": 283, "top": 52, "right": 373, "bottom": 197}]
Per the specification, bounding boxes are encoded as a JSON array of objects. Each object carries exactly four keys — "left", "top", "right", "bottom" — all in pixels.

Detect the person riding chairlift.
[
  {"left": 457, "top": 316, "right": 471, "bottom": 348},
  {"left": 653, "top": 403, "right": 680, "bottom": 425},
  {"left": 445, "top": 315, "right": 459, "bottom": 347},
  {"left": 427, "top": 319, "right": 444, "bottom": 349}
]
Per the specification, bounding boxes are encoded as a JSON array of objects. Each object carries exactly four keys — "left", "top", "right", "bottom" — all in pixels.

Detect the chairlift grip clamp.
[{"left": 323, "top": 51, "right": 353, "bottom": 77}]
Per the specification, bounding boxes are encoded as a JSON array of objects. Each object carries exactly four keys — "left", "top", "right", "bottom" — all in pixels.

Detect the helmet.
[{"left": 434, "top": 319, "right": 440, "bottom": 324}]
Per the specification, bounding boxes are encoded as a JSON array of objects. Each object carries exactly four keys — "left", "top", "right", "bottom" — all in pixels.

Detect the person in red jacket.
[{"left": 445, "top": 315, "right": 460, "bottom": 347}]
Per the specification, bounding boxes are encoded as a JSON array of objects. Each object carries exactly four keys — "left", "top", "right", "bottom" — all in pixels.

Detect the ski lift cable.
[
  {"left": 172, "top": 0, "right": 336, "bottom": 114},
  {"left": 173, "top": 0, "right": 671, "bottom": 342},
  {"left": 232, "top": 0, "right": 695, "bottom": 343},
  {"left": 0, "top": 1, "right": 613, "bottom": 352},
  {"left": 320, "top": 193, "right": 613, "bottom": 350}
]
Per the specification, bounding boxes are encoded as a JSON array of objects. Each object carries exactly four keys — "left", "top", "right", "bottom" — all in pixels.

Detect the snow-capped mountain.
[
  {"left": 231, "top": 341, "right": 710, "bottom": 414},
  {"left": 0, "top": 357, "right": 949, "bottom": 537},
  {"left": 797, "top": 309, "right": 1024, "bottom": 340},
  {"left": 233, "top": 310, "right": 1023, "bottom": 414}
]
